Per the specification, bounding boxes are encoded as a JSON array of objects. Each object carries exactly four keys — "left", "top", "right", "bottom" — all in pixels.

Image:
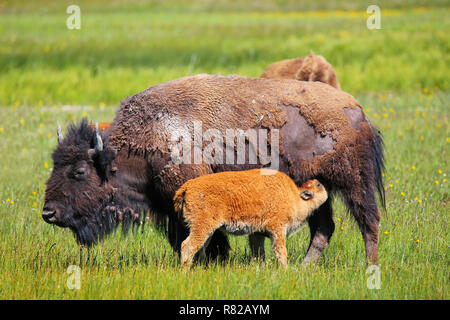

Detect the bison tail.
[
  {"left": 370, "top": 123, "right": 386, "bottom": 210},
  {"left": 295, "top": 53, "right": 341, "bottom": 90}
]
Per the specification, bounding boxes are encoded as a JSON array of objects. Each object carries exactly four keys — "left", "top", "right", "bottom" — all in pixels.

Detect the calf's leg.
[
  {"left": 270, "top": 230, "right": 288, "bottom": 269},
  {"left": 181, "top": 224, "right": 217, "bottom": 268}
]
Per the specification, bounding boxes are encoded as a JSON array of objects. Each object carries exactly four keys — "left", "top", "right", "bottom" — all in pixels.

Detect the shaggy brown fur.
[
  {"left": 174, "top": 169, "right": 327, "bottom": 268},
  {"left": 260, "top": 53, "right": 341, "bottom": 89},
  {"left": 44, "top": 74, "right": 384, "bottom": 265}
]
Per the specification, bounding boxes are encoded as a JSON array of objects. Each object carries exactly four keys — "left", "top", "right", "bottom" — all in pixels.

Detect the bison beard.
[
  {"left": 70, "top": 199, "right": 140, "bottom": 246},
  {"left": 44, "top": 75, "right": 385, "bottom": 265}
]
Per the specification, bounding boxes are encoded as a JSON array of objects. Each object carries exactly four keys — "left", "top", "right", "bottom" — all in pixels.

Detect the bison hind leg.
[
  {"left": 341, "top": 186, "right": 380, "bottom": 265},
  {"left": 249, "top": 232, "right": 266, "bottom": 260},
  {"left": 302, "top": 196, "right": 335, "bottom": 265}
]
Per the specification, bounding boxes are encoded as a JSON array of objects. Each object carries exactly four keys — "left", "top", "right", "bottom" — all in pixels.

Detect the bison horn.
[
  {"left": 95, "top": 123, "right": 103, "bottom": 152},
  {"left": 57, "top": 125, "right": 63, "bottom": 144},
  {"left": 88, "top": 123, "right": 104, "bottom": 158}
]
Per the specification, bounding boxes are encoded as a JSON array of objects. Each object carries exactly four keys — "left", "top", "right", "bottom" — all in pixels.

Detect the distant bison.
[
  {"left": 43, "top": 74, "right": 384, "bottom": 265},
  {"left": 174, "top": 169, "right": 328, "bottom": 268},
  {"left": 261, "top": 53, "right": 341, "bottom": 89}
]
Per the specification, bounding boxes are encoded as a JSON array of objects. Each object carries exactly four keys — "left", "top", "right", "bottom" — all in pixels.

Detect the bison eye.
[{"left": 74, "top": 167, "right": 87, "bottom": 180}]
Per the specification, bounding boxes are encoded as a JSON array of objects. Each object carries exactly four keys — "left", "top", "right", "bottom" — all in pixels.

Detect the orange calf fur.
[
  {"left": 173, "top": 169, "right": 328, "bottom": 268},
  {"left": 88, "top": 122, "right": 110, "bottom": 131}
]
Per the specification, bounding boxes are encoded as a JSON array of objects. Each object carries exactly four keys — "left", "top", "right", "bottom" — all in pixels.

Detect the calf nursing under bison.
[
  {"left": 43, "top": 74, "right": 384, "bottom": 265},
  {"left": 175, "top": 170, "right": 328, "bottom": 268}
]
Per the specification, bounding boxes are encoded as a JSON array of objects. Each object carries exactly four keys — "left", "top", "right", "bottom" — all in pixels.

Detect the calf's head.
[
  {"left": 42, "top": 119, "right": 119, "bottom": 246},
  {"left": 299, "top": 179, "right": 328, "bottom": 209}
]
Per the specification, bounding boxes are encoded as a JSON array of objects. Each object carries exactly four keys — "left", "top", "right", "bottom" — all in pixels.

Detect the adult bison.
[{"left": 43, "top": 74, "right": 384, "bottom": 264}]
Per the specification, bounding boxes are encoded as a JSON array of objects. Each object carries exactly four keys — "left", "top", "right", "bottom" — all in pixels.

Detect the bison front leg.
[
  {"left": 302, "top": 198, "right": 335, "bottom": 265},
  {"left": 249, "top": 232, "right": 266, "bottom": 260}
]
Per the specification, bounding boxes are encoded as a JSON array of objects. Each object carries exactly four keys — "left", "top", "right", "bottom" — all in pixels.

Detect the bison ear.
[{"left": 301, "top": 190, "right": 314, "bottom": 200}]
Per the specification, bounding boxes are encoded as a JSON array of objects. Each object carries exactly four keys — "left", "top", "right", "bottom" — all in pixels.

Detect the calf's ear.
[{"left": 301, "top": 190, "right": 314, "bottom": 200}]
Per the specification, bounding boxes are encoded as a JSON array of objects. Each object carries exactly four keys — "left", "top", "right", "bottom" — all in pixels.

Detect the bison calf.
[{"left": 174, "top": 169, "right": 328, "bottom": 268}]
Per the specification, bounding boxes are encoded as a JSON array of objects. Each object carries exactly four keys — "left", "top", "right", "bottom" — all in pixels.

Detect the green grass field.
[{"left": 0, "top": 1, "right": 448, "bottom": 299}]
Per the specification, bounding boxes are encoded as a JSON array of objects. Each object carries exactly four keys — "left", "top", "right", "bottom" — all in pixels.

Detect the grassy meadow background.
[{"left": 0, "top": 0, "right": 448, "bottom": 299}]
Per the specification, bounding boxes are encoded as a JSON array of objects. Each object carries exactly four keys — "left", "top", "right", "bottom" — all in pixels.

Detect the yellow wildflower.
[
  {"left": 44, "top": 162, "right": 49, "bottom": 169},
  {"left": 411, "top": 165, "right": 416, "bottom": 170}
]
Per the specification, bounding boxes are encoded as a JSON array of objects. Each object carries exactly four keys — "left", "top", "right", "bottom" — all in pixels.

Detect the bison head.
[{"left": 42, "top": 119, "right": 126, "bottom": 246}]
